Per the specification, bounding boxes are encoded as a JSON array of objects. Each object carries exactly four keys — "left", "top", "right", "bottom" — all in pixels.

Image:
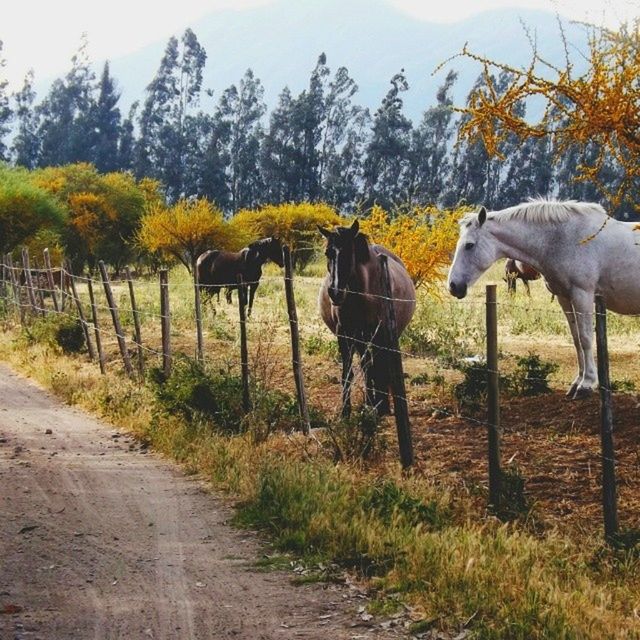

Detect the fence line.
[{"left": 0, "top": 250, "right": 636, "bottom": 541}]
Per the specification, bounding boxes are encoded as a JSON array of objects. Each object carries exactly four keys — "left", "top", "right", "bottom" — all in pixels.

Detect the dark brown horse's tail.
[{"left": 371, "top": 343, "right": 392, "bottom": 416}]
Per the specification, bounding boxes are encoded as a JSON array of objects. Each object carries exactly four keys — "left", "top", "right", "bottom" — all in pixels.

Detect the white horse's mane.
[{"left": 461, "top": 199, "right": 608, "bottom": 226}]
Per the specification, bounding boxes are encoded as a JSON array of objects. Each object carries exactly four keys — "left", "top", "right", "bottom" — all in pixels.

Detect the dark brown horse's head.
[
  {"left": 318, "top": 219, "right": 369, "bottom": 306},
  {"left": 246, "top": 237, "right": 284, "bottom": 269}
]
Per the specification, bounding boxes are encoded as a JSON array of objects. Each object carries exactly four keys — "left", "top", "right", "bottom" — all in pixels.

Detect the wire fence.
[{"left": 1, "top": 247, "right": 638, "bottom": 540}]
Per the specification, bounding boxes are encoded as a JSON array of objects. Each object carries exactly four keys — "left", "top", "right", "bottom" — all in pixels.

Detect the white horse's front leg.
[
  {"left": 569, "top": 290, "right": 597, "bottom": 398},
  {"left": 556, "top": 294, "right": 584, "bottom": 396}
]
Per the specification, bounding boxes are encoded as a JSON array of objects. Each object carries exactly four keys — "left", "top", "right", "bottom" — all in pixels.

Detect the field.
[
  {"left": 2, "top": 258, "right": 640, "bottom": 637},
  {"left": 54, "top": 260, "right": 640, "bottom": 532}
]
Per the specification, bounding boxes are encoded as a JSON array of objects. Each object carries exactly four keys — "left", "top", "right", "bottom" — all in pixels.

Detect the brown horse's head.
[
  {"left": 246, "top": 237, "right": 284, "bottom": 268},
  {"left": 318, "top": 219, "right": 369, "bottom": 306}
]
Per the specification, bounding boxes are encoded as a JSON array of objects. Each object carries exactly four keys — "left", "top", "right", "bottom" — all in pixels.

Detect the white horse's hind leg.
[
  {"left": 556, "top": 294, "right": 585, "bottom": 397},
  {"left": 560, "top": 290, "right": 597, "bottom": 398},
  {"left": 571, "top": 291, "right": 597, "bottom": 397}
]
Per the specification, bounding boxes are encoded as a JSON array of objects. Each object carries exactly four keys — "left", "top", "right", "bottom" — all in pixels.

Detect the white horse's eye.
[{"left": 464, "top": 242, "right": 475, "bottom": 251}]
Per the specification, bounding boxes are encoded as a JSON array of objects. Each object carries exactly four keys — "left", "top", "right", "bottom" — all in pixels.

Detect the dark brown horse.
[
  {"left": 504, "top": 258, "right": 541, "bottom": 295},
  {"left": 318, "top": 220, "right": 416, "bottom": 416},
  {"left": 196, "top": 238, "right": 284, "bottom": 315}
]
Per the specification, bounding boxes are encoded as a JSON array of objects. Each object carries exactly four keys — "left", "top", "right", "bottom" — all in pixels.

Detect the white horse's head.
[{"left": 447, "top": 206, "right": 499, "bottom": 298}]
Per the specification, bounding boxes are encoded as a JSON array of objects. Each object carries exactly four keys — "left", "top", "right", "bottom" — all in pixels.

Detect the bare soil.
[{"left": 0, "top": 365, "right": 400, "bottom": 640}]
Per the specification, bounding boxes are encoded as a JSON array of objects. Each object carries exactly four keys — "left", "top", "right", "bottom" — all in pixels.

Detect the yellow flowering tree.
[
  {"left": 229, "top": 202, "right": 342, "bottom": 269},
  {"left": 449, "top": 19, "right": 640, "bottom": 209},
  {"left": 360, "top": 205, "right": 468, "bottom": 290},
  {"left": 137, "top": 198, "right": 233, "bottom": 272}
]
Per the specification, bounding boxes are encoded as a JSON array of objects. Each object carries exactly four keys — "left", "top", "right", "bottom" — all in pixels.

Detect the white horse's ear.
[{"left": 478, "top": 206, "right": 487, "bottom": 227}]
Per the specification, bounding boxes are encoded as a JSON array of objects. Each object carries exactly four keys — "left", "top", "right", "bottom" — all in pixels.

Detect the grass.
[{"left": 2, "top": 260, "right": 640, "bottom": 638}]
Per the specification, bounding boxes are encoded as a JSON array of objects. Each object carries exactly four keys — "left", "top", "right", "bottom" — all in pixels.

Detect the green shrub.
[
  {"left": 25, "top": 314, "right": 85, "bottom": 354},
  {"left": 148, "top": 359, "right": 245, "bottom": 433},
  {"left": 496, "top": 466, "right": 531, "bottom": 521},
  {"left": 510, "top": 352, "right": 558, "bottom": 396},
  {"left": 361, "top": 480, "right": 450, "bottom": 529},
  {"left": 323, "top": 406, "right": 384, "bottom": 462}
]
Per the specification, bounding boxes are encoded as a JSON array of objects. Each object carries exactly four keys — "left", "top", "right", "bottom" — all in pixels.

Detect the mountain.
[{"left": 67, "top": 0, "right": 592, "bottom": 120}]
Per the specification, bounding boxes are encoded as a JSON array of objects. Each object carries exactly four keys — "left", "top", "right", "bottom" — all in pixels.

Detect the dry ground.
[{"left": 0, "top": 365, "right": 402, "bottom": 640}]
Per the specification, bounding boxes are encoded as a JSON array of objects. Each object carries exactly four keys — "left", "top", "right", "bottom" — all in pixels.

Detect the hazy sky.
[{"left": 2, "top": 0, "right": 637, "bottom": 89}]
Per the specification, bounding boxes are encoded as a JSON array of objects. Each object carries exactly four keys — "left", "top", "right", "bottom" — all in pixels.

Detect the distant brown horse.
[
  {"left": 318, "top": 220, "right": 416, "bottom": 416},
  {"left": 196, "top": 238, "right": 284, "bottom": 315},
  {"left": 504, "top": 258, "right": 541, "bottom": 295}
]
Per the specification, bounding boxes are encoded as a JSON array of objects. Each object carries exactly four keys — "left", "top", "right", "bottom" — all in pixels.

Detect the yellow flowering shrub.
[
  {"left": 360, "top": 205, "right": 469, "bottom": 291},
  {"left": 137, "top": 198, "right": 234, "bottom": 271},
  {"left": 229, "top": 202, "right": 342, "bottom": 268}
]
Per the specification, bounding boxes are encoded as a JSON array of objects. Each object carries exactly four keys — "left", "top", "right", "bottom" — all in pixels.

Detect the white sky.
[{"left": 1, "top": 0, "right": 637, "bottom": 90}]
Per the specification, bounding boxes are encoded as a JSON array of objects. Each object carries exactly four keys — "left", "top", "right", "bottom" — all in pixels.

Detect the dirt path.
[{"left": 0, "top": 365, "right": 400, "bottom": 640}]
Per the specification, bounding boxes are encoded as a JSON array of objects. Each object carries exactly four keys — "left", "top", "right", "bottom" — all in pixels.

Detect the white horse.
[{"left": 447, "top": 199, "right": 640, "bottom": 399}]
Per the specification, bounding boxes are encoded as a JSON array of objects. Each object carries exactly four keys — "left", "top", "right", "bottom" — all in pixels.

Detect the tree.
[
  {"left": 136, "top": 29, "right": 207, "bottom": 199},
  {"left": 260, "top": 86, "right": 302, "bottom": 202},
  {"left": 453, "top": 19, "right": 640, "bottom": 210},
  {"left": 0, "top": 41, "right": 12, "bottom": 162},
  {"left": 32, "top": 163, "right": 159, "bottom": 270},
  {"left": 406, "top": 70, "right": 457, "bottom": 206},
  {"left": 318, "top": 65, "right": 367, "bottom": 209},
  {"left": 229, "top": 202, "right": 341, "bottom": 269},
  {"left": 363, "top": 70, "right": 412, "bottom": 209},
  {"left": 37, "top": 35, "right": 95, "bottom": 167},
  {"left": 12, "top": 70, "right": 40, "bottom": 169},
  {"left": 215, "top": 69, "right": 266, "bottom": 211},
  {"left": 137, "top": 198, "right": 231, "bottom": 271},
  {"left": 0, "top": 166, "right": 66, "bottom": 254},
  {"left": 88, "top": 62, "right": 122, "bottom": 173}
]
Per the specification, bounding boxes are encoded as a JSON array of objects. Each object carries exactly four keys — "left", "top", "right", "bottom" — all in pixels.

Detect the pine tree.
[
  {"left": 215, "top": 69, "right": 266, "bottom": 210},
  {"left": 88, "top": 62, "right": 121, "bottom": 173},
  {"left": 406, "top": 70, "right": 457, "bottom": 206},
  {"left": 260, "top": 86, "right": 302, "bottom": 203},
  {"left": 363, "top": 70, "right": 412, "bottom": 209},
  {"left": 136, "top": 29, "right": 207, "bottom": 199},
  {"left": 37, "top": 35, "right": 95, "bottom": 166},
  {"left": 0, "top": 41, "right": 12, "bottom": 162},
  {"left": 445, "top": 73, "right": 495, "bottom": 207},
  {"left": 118, "top": 102, "right": 137, "bottom": 171},
  {"left": 318, "top": 65, "right": 367, "bottom": 209},
  {"left": 12, "top": 70, "right": 40, "bottom": 168}
]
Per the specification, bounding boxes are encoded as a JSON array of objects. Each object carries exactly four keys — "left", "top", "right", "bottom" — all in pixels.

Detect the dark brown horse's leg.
[
  {"left": 338, "top": 333, "right": 355, "bottom": 418},
  {"left": 247, "top": 283, "right": 257, "bottom": 316}
]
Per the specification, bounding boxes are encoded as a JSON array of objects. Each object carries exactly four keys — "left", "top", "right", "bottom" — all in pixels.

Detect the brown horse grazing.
[
  {"left": 196, "top": 238, "right": 284, "bottom": 315},
  {"left": 504, "top": 258, "right": 541, "bottom": 295},
  {"left": 318, "top": 220, "right": 416, "bottom": 416}
]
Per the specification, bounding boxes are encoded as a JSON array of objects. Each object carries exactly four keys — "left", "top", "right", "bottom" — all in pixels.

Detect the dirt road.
[{"left": 0, "top": 365, "right": 398, "bottom": 640}]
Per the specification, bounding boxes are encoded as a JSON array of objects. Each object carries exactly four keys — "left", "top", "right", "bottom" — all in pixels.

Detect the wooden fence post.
[
  {"left": 87, "top": 278, "right": 106, "bottom": 375},
  {"left": 283, "top": 246, "right": 310, "bottom": 434},
  {"left": 60, "top": 264, "right": 68, "bottom": 311},
  {"left": 379, "top": 254, "right": 414, "bottom": 469},
  {"left": 32, "top": 258, "right": 47, "bottom": 315},
  {"left": 486, "top": 284, "right": 502, "bottom": 510},
  {"left": 0, "top": 257, "right": 6, "bottom": 306},
  {"left": 237, "top": 274, "right": 251, "bottom": 412},
  {"left": 6, "top": 254, "right": 25, "bottom": 325},
  {"left": 66, "top": 262, "right": 97, "bottom": 361},
  {"left": 99, "top": 260, "right": 134, "bottom": 378},
  {"left": 595, "top": 295, "right": 619, "bottom": 543},
  {"left": 159, "top": 269, "right": 172, "bottom": 377},
  {"left": 193, "top": 263, "right": 204, "bottom": 363},
  {"left": 43, "top": 248, "right": 59, "bottom": 312},
  {"left": 22, "top": 247, "right": 40, "bottom": 316},
  {"left": 125, "top": 267, "right": 145, "bottom": 377}
]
